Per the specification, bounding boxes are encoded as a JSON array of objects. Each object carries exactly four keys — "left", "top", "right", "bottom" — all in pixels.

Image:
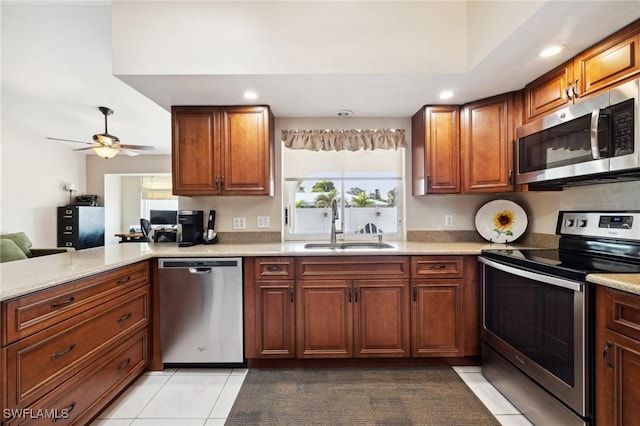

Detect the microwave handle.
[{"left": 590, "top": 109, "right": 601, "bottom": 160}]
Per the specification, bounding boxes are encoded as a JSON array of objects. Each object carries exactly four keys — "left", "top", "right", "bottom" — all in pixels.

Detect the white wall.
[{"left": 0, "top": 117, "right": 86, "bottom": 247}]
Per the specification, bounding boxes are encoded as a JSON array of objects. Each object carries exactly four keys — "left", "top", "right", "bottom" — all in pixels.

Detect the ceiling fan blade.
[
  {"left": 47, "top": 137, "right": 94, "bottom": 145},
  {"left": 119, "top": 149, "right": 140, "bottom": 156},
  {"left": 73, "top": 147, "right": 97, "bottom": 152},
  {"left": 119, "top": 144, "right": 156, "bottom": 150}
]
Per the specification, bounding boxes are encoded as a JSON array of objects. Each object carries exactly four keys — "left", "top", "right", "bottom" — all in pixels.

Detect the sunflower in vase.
[{"left": 493, "top": 210, "right": 515, "bottom": 239}]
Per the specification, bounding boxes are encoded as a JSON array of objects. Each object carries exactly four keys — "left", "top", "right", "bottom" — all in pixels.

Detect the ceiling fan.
[{"left": 47, "top": 106, "right": 156, "bottom": 159}]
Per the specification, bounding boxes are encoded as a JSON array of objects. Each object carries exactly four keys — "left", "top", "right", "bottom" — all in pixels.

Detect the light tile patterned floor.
[{"left": 92, "top": 366, "right": 532, "bottom": 426}]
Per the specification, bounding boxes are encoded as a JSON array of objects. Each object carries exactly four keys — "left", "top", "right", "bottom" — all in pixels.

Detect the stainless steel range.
[{"left": 479, "top": 210, "right": 640, "bottom": 426}]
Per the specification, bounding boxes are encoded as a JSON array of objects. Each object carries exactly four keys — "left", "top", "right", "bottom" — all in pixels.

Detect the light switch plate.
[
  {"left": 233, "top": 217, "right": 246, "bottom": 230},
  {"left": 257, "top": 216, "right": 270, "bottom": 228}
]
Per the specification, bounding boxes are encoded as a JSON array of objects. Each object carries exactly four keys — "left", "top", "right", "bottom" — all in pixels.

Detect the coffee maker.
[{"left": 178, "top": 210, "right": 203, "bottom": 247}]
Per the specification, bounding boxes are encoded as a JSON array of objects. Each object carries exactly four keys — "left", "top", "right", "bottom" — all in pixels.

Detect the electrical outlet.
[
  {"left": 257, "top": 216, "right": 270, "bottom": 228},
  {"left": 233, "top": 217, "right": 246, "bottom": 230},
  {"left": 444, "top": 215, "right": 454, "bottom": 227}
]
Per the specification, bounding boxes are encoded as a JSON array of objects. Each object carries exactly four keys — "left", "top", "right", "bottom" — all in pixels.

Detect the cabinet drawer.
[
  {"left": 296, "top": 256, "right": 410, "bottom": 280},
  {"left": 2, "top": 262, "right": 150, "bottom": 345},
  {"left": 254, "top": 257, "right": 295, "bottom": 279},
  {"left": 4, "top": 330, "right": 149, "bottom": 425},
  {"left": 604, "top": 287, "right": 640, "bottom": 342},
  {"left": 411, "top": 256, "right": 464, "bottom": 278},
  {"left": 5, "top": 286, "right": 150, "bottom": 409}
]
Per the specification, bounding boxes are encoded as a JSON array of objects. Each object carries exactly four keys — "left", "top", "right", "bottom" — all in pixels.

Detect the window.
[
  {"left": 139, "top": 175, "right": 178, "bottom": 228},
  {"left": 283, "top": 147, "right": 404, "bottom": 241}
]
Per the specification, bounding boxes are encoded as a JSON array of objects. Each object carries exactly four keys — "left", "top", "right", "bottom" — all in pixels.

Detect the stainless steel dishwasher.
[{"left": 158, "top": 258, "right": 244, "bottom": 366}]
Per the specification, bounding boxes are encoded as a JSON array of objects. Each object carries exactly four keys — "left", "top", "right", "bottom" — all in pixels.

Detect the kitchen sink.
[{"left": 303, "top": 242, "right": 394, "bottom": 250}]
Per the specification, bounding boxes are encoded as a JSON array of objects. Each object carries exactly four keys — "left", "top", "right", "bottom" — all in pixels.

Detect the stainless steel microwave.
[{"left": 516, "top": 78, "right": 639, "bottom": 187}]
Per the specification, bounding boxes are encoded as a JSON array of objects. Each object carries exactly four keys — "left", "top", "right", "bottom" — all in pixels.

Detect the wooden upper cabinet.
[
  {"left": 575, "top": 26, "right": 640, "bottom": 98},
  {"left": 171, "top": 105, "right": 274, "bottom": 196},
  {"left": 460, "top": 93, "right": 515, "bottom": 193},
  {"left": 525, "top": 19, "right": 640, "bottom": 122},
  {"left": 412, "top": 106, "right": 460, "bottom": 195},
  {"left": 172, "top": 107, "right": 219, "bottom": 195},
  {"left": 221, "top": 106, "right": 274, "bottom": 195},
  {"left": 525, "top": 61, "right": 574, "bottom": 121}
]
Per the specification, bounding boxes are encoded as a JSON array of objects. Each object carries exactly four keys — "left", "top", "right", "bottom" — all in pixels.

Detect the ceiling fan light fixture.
[
  {"left": 92, "top": 145, "right": 119, "bottom": 159},
  {"left": 94, "top": 133, "right": 120, "bottom": 145}
]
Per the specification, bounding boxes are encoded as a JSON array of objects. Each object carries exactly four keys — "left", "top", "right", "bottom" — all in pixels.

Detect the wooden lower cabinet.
[
  {"left": 1, "top": 261, "right": 151, "bottom": 425},
  {"left": 256, "top": 280, "right": 296, "bottom": 357},
  {"left": 595, "top": 286, "right": 640, "bottom": 426},
  {"left": 247, "top": 255, "right": 479, "bottom": 361},
  {"left": 354, "top": 280, "right": 410, "bottom": 357},
  {"left": 5, "top": 330, "right": 149, "bottom": 425},
  {"left": 297, "top": 280, "right": 353, "bottom": 358},
  {"left": 411, "top": 280, "right": 463, "bottom": 357},
  {"left": 296, "top": 278, "right": 410, "bottom": 359}
]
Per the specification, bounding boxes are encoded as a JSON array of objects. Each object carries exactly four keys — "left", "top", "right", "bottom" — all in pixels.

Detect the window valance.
[{"left": 282, "top": 128, "right": 405, "bottom": 151}]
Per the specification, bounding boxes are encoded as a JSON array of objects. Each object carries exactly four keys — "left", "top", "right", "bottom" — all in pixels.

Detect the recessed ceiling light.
[
  {"left": 243, "top": 90, "right": 258, "bottom": 100},
  {"left": 539, "top": 44, "right": 564, "bottom": 58},
  {"left": 337, "top": 110, "right": 353, "bottom": 117},
  {"left": 439, "top": 90, "right": 454, "bottom": 100}
]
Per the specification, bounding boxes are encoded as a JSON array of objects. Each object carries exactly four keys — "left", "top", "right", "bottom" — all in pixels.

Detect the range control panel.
[{"left": 558, "top": 211, "right": 640, "bottom": 241}]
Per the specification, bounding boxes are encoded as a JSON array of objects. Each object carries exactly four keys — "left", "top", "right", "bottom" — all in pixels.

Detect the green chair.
[{"left": 0, "top": 232, "right": 74, "bottom": 263}]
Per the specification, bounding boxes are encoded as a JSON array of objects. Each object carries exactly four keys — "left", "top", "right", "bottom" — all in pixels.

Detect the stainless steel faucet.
[{"left": 330, "top": 198, "right": 342, "bottom": 243}]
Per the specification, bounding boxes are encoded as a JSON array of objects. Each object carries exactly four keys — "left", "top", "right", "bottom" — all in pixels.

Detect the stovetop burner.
[{"left": 481, "top": 211, "right": 640, "bottom": 282}]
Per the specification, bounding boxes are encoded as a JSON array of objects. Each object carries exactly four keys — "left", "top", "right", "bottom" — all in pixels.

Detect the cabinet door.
[
  {"left": 576, "top": 30, "right": 640, "bottom": 99},
  {"left": 353, "top": 280, "right": 410, "bottom": 358},
  {"left": 524, "top": 61, "right": 574, "bottom": 121},
  {"left": 171, "top": 107, "right": 220, "bottom": 195},
  {"left": 461, "top": 93, "right": 514, "bottom": 193},
  {"left": 256, "top": 281, "right": 295, "bottom": 358},
  {"left": 411, "top": 106, "right": 460, "bottom": 194},
  {"left": 220, "top": 106, "right": 274, "bottom": 195},
  {"left": 296, "top": 280, "right": 352, "bottom": 358},
  {"left": 596, "top": 286, "right": 640, "bottom": 426},
  {"left": 411, "top": 279, "right": 463, "bottom": 357},
  {"left": 596, "top": 330, "right": 640, "bottom": 426}
]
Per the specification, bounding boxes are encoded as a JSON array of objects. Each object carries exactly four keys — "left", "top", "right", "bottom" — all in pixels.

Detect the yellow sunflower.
[{"left": 493, "top": 210, "right": 515, "bottom": 237}]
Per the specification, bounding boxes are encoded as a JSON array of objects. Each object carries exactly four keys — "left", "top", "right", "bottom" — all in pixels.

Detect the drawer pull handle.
[
  {"left": 117, "top": 313, "right": 132, "bottom": 323},
  {"left": 117, "top": 276, "right": 132, "bottom": 285},
  {"left": 431, "top": 264, "right": 446, "bottom": 270},
  {"left": 51, "top": 296, "right": 75, "bottom": 309},
  {"left": 53, "top": 401, "right": 76, "bottom": 422},
  {"left": 603, "top": 341, "right": 614, "bottom": 370},
  {"left": 51, "top": 343, "right": 76, "bottom": 360},
  {"left": 117, "top": 358, "right": 131, "bottom": 371},
  {"left": 267, "top": 266, "right": 282, "bottom": 271}
]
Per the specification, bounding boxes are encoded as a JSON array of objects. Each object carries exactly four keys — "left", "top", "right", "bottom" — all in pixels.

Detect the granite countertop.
[
  {"left": 3, "top": 240, "right": 639, "bottom": 301},
  {"left": 0, "top": 240, "right": 509, "bottom": 301},
  {"left": 586, "top": 273, "right": 640, "bottom": 296}
]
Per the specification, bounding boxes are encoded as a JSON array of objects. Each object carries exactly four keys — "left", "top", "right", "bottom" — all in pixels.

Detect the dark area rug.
[{"left": 225, "top": 367, "right": 500, "bottom": 425}]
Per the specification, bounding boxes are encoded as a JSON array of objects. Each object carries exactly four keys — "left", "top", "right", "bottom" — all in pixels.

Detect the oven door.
[{"left": 479, "top": 257, "right": 590, "bottom": 417}]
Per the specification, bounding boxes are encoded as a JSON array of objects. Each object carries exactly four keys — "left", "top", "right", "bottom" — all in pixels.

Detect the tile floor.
[{"left": 91, "top": 366, "right": 532, "bottom": 426}]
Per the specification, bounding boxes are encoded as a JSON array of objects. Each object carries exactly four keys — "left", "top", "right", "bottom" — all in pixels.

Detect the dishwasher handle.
[
  {"left": 189, "top": 267, "right": 212, "bottom": 274},
  {"left": 158, "top": 258, "right": 241, "bottom": 269}
]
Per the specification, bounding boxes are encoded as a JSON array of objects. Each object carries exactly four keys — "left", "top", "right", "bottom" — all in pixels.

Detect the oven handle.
[{"left": 478, "top": 257, "right": 584, "bottom": 292}]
